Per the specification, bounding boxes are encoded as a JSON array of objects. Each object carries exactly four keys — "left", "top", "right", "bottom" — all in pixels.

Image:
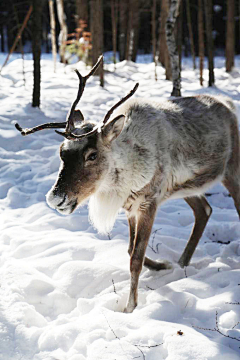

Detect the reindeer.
[{"left": 15, "top": 56, "right": 240, "bottom": 313}]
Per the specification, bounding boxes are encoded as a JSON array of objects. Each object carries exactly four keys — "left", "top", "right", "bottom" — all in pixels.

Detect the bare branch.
[
  {"left": 102, "top": 311, "right": 163, "bottom": 360},
  {"left": 192, "top": 311, "right": 240, "bottom": 344}
]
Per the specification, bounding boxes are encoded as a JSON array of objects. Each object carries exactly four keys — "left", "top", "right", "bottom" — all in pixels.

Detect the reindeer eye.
[{"left": 86, "top": 152, "right": 97, "bottom": 161}]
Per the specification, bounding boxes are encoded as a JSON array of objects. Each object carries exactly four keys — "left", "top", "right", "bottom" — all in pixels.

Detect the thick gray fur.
[{"left": 47, "top": 93, "right": 240, "bottom": 313}]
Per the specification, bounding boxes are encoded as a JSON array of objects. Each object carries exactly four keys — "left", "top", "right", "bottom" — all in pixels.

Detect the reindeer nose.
[
  {"left": 46, "top": 186, "right": 67, "bottom": 210},
  {"left": 56, "top": 194, "right": 67, "bottom": 207}
]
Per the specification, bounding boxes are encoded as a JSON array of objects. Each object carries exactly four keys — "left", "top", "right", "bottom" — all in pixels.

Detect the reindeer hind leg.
[
  {"left": 128, "top": 214, "right": 171, "bottom": 271},
  {"left": 178, "top": 196, "right": 212, "bottom": 268},
  {"left": 223, "top": 174, "right": 240, "bottom": 219}
]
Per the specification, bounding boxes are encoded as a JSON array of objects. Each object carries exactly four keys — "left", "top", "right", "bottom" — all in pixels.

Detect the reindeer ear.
[
  {"left": 102, "top": 115, "right": 125, "bottom": 144},
  {"left": 72, "top": 109, "right": 84, "bottom": 125}
]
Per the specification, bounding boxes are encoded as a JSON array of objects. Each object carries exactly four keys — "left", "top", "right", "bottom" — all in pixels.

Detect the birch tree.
[
  {"left": 166, "top": 0, "right": 181, "bottom": 96},
  {"left": 176, "top": 1, "right": 182, "bottom": 68},
  {"left": 186, "top": 0, "right": 195, "bottom": 69},
  {"left": 49, "top": 0, "right": 57, "bottom": 72},
  {"left": 56, "top": 0, "right": 68, "bottom": 63},
  {"left": 159, "top": 0, "right": 171, "bottom": 80}
]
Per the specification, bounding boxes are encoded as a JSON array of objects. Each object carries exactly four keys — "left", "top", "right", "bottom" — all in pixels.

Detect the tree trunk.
[
  {"left": 152, "top": 0, "right": 157, "bottom": 80},
  {"left": 166, "top": 0, "right": 181, "bottom": 96},
  {"left": 32, "top": 0, "right": 43, "bottom": 107},
  {"left": 49, "top": 0, "right": 57, "bottom": 72},
  {"left": 111, "top": 0, "right": 118, "bottom": 66},
  {"left": 204, "top": 0, "right": 214, "bottom": 86},
  {"left": 119, "top": 0, "right": 128, "bottom": 61},
  {"left": 186, "top": 0, "right": 196, "bottom": 69},
  {"left": 0, "top": 25, "right": 4, "bottom": 52},
  {"left": 75, "top": 0, "right": 88, "bottom": 23},
  {"left": 125, "top": 8, "right": 131, "bottom": 61},
  {"left": 56, "top": 0, "right": 68, "bottom": 63},
  {"left": 125, "top": 0, "right": 139, "bottom": 62},
  {"left": 1, "top": 6, "right": 32, "bottom": 72},
  {"left": 226, "top": 0, "right": 235, "bottom": 72},
  {"left": 176, "top": 0, "right": 182, "bottom": 68},
  {"left": 91, "top": 0, "right": 104, "bottom": 87},
  {"left": 131, "top": 0, "right": 140, "bottom": 62},
  {"left": 14, "top": 5, "right": 26, "bottom": 86},
  {"left": 198, "top": 0, "right": 204, "bottom": 85},
  {"left": 159, "top": 0, "right": 172, "bottom": 80}
]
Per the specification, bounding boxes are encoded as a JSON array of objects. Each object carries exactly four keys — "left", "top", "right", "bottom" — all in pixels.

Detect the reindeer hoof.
[
  {"left": 123, "top": 306, "right": 135, "bottom": 313},
  {"left": 144, "top": 257, "right": 172, "bottom": 271},
  {"left": 124, "top": 302, "right": 136, "bottom": 313}
]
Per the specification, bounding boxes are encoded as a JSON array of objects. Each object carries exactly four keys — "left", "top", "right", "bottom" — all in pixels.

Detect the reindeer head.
[{"left": 15, "top": 56, "right": 139, "bottom": 215}]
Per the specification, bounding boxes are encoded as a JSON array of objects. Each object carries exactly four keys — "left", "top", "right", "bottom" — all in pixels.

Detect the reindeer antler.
[
  {"left": 66, "top": 55, "right": 103, "bottom": 133},
  {"left": 15, "top": 122, "right": 66, "bottom": 136},
  {"left": 61, "top": 82, "right": 139, "bottom": 141},
  {"left": 103, "top": 83, "right": 139, "bottom": 125},
  {"left": 15, "top": 55, "right": 104, "bottom": 137}
]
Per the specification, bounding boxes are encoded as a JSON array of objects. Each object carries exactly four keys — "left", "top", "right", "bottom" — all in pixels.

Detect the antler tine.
[
  {"left": 103, "top": 83, "right": 139, "bottom": 125},
  {"left": 15, "top": 57, "right": 104, "bottom": 139},
  {"left": 15, "top": 121, "right": 67, "bottom": 136},
  {"left": 66, "top": 55, "right": 104, "bottom": 133},
  {"left": 55, "top": 126, "right": 99, "bottom": 141},
  {"left": 85, "top": 55, "right": 104, "bottom": 80},
  {"left": 60, "top": 82, "right": 139, "bottom": 141}
]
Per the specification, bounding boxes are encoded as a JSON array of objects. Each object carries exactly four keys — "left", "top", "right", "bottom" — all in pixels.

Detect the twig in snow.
[
  {"left": 102, "top": 311, "right": 128, "bottom": 359},
  {"left": 134, "top": 343, "right": 163, "bottom": 349},
  {"left": 102, "top": 311, "right": 163, "bottom": 360},
  {"left": 146, "top": 285, "right": 155, "bottom": 291},
  {"left": 226, "top": 301, "right": 240, "bottom": 305},
  {"left": 185, "top": 299, "right": 190, "bottom": 308},
  {"left": 204, "top": 240, "right": 230, "bottom": 245},
  {"left": 134, "top": 345, "right": 145, "bottom": 360},
  {"left": 148, "top": 227, "right": 162, "bottom": 253},
  {"left": 184, "top": 266, "right": 188, "bottom": 278},
  {"left": 192, "top": 311, "right": 240, "bottom": 345},
  {"left": 112, "top": 279, "right": 117, "bottom": 294},
  {"left": 232, "top": 322, "right": 240, "bottom": 330}
]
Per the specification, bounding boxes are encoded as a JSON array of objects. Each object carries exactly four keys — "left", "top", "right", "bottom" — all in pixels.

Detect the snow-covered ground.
[{"left": 0, "top": 53, "right": 240, "bottom": 360}]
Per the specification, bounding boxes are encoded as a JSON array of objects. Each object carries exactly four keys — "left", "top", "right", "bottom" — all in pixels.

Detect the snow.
[{"left": 0, "top": 52, "right": 240, "bottom": 360}]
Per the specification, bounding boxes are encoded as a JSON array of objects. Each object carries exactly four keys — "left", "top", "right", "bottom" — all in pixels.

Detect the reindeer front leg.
[{"left": 125, "top": 201, "right": 157, "bottom": 313}]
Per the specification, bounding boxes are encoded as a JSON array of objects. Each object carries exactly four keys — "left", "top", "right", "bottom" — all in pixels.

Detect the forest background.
[{"left": 0, "top": 0, "right": 239, "bottom": 105}]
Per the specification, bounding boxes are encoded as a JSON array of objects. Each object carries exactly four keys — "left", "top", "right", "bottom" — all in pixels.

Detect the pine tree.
[
  {"left": 226, "top": 0, "right": 235, "bottom": 72},
  {"left": 204, "top": 0, "right": 214, "bottom": 86},
  {"left": 75, "top": 0, "right": 88, "bottom": 23},
  {"left": 91, "top": 0, "right": 104, "bottom": 87},
  {"left": 198, "top": 0, "right": 204, "bottom": 85}
]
